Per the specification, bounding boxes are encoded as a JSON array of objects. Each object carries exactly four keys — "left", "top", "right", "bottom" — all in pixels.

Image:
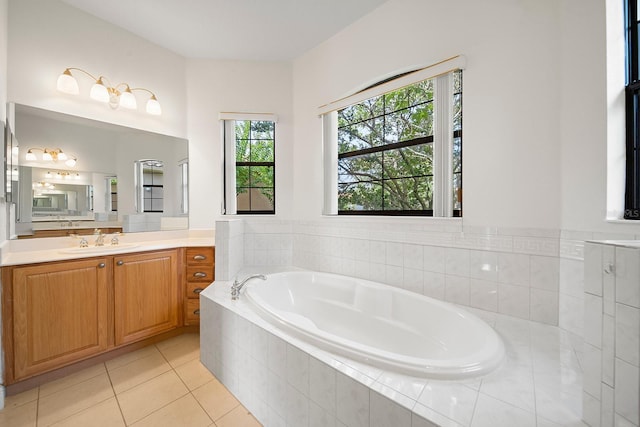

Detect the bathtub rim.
[{"left": 243, "top": 270, "right": 505, "bottom": 380}]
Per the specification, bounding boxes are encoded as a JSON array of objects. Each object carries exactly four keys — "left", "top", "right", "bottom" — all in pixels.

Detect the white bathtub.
[{"left": 244, "top": 271, "right": 505, "bottom": 379}]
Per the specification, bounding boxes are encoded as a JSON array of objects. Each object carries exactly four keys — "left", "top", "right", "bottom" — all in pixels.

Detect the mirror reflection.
[{"left": 9, "top": 104, "right": 188, "bottom": 239}]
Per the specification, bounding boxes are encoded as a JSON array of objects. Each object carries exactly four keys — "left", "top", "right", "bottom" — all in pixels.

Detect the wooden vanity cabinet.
[
  {"left": 114, "top": 250, "right": 180, "bottom": 346},
  {"left": 184, "top": 247, "right": 215, "bottom": 326},
  {"left": 7, "top": 258, "right": 111, "bottom": 380},
  {"left": 2, "top": 247, "right": 194, "bottom": 384}
]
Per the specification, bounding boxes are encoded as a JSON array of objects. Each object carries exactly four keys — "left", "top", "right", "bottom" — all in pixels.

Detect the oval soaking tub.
[{"left": 244, "top": 271, "right": 505, "bottom": 379}]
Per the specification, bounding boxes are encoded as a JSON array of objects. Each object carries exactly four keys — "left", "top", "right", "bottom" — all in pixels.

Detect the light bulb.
[
  {"left": 90, "top": 78, "right": 110, "bottom": 103},
  {"left": 57, "top": 150, "right": 68, "bottom": 161},
  {"left": 146, "top": 95, "right": 162, "bottom": 115},
  {"left": 65, "top": 158, "right": 77, "bottom": 167},
  {"left": 42, "top": 150, "right": 53, "bottom": 161},
  {"left": 45, "top": 171, "right": 52, "bottom": 178},
  {"left": 119, "top": 87, "right": 137, "bottom": 109},
  {"left": 26, "top": 150, "right": 37, "bottom": 161},
  {"left": 57, "top": 69, "right": 79, "bottom": 95}
]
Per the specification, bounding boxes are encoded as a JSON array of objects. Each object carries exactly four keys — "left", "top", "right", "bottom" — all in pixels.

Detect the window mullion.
[{"left": 223, "top": 120, "right": 237, "bottom": 215}]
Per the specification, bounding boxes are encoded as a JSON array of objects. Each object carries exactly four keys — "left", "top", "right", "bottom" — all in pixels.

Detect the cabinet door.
[
  {"left": 114, "top": 250, "right": 179, "bottom": 346},
  {"left": 13, "top": 258, "right": 110, "bottom": 380}
]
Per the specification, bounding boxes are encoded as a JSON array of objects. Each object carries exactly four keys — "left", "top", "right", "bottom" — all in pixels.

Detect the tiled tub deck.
[{"left": 200, "top": 280, "right": 586, "bottom": 427}]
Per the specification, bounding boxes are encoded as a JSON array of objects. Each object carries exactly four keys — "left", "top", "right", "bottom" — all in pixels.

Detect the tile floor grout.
[{"left": 0, "top": 333, "right": 261, "bottom": 427}]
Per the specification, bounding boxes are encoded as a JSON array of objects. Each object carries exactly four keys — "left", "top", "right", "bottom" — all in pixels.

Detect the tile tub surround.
[
  {"left": 583, "top": 242, "right": 640, "bottom": 427},
  {"left": 218, "top": 218, "right": 640, "bottom": 338},
  {"left": 200, "top": 280, "right": 587, "bottom": 427}
]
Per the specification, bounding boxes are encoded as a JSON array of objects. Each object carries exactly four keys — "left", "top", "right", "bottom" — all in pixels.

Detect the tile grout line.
[{"left": 103, "top": 362, "right": 129, "bottom": 426}]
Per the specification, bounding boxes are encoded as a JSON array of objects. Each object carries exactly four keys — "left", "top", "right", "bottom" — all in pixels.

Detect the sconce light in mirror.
[
  {"left": 26, "top": 147, "right": 77, "bottom": 167},
  {"left": 57, "top": 67, "right": 162, "bottom": 115}
]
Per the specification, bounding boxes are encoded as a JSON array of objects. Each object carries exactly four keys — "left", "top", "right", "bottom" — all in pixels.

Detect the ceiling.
[{"left": 60, "top": 0, "right": 389, "bottom": 61}]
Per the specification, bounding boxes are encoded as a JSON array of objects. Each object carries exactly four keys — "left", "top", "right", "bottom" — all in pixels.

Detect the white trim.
[
  {"left": 223, "top": 121, "right": 237, "bottom": 215},
  {"left": 322, "top": 113, "right": 338, "bottom": 215},
  {"left": 433, "top": 73, "right": 454, "bottom": 217},
  {"left": 219, "top": 112, "right": 278, "bottom": 122},
  {"left": 318, "top": 55, "right": 466, "bottom": 115}
]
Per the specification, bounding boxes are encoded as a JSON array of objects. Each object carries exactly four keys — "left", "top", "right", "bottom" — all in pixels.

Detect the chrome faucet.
[
  {"left": 94, "top": 229, "right": 105, "bottom": 246},
  {"left": 231, "top": 274, "right": 266, "bottom": 300}
]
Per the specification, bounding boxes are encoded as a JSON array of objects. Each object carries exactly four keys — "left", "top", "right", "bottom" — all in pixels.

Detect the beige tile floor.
[{"left": 0, "top": 333, "right": 262, "bottom": 427}]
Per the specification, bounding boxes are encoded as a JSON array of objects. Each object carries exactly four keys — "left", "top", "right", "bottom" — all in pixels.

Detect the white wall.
[
  {"left": 293, "top": 0, "right": 564, "bottom": 230},
  {"left": 7, "top": 0, "right": 186, "bottom": 138},
  {"left": 185, "top": 59, "right": 293, "bottom": 230}
]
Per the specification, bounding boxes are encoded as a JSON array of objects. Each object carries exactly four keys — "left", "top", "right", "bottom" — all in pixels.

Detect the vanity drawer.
[
  {"left": 186, "top": 247, "right": 214, "bottom": 266},
  {"left": 185, "top": 299, "right": 201, "bottom": 323},
  {"left": 186, "top": 282, "right": 207, "bottom": 299},
  {"left": 186, "top": 266, "right": 214, "bottom": 282}
]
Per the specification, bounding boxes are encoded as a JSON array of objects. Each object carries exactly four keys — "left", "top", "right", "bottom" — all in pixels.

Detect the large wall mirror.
[{"left": 7, "top": 104, "right": 188, "bottom": 239}]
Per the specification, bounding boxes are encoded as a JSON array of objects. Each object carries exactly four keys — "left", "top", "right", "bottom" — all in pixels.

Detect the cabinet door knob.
[
  {"left": 193, "top": 255, "right": 206, "bottom": 261},
  {"left": 116, "top": 260, "right": 124, "bottom": 266},
  {"left": 98, "top": 263, "right": 106, "bottom": 268},
  {"left": 193, "top": 272, "right": 207, "bottom": 278},
  {"left": 604, "top": 263, "right": 615, "bottom": 274},
  {"left": 193, "top": 309, "right": 200, "bottom": 316},
  {"left": 193, "top": 287, "right": 204, "bottom": 294}
]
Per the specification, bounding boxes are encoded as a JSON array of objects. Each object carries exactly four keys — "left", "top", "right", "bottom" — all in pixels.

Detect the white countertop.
[
  {"left": 587, "top": 239, "right": 640, "bottom": 248},
  {"left": 0, "top": 229, "right": 215, "bottom": 266}
]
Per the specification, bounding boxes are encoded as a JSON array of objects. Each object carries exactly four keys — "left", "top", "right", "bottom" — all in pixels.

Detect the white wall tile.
[
  {"left": 354, "top": 239, "right": 370, "bottom": 262},
  {"left": 309, "top": 357, "right": 336, "bottom": 415},
  {"left": 470, "top": 393, "right": 536, "bottom": 427},
  {"left": 417, "top": 382, "right": 477, "bottom": 426},
  {"left": 584, "top": 294, "right": 603, "bottom": 349},
  {"left": 382, "top": 241, "right": 402, "bottom": 267},
  {"left": 403, "top": 244, "right": 424, "bottom": 270},
  {"left": 582, "top": 391, "right": 601, "bottom": 427},
  {"left": 601, "top": 383, "right": 614, "bottom": 427},
  {"left": 370, "top": 240, "right": 386, "bottom": 264},
  {"left": 615, "top": 247, "right": 640, "bottom": 308},
  {"left": 615, "top": 303, "right": 640, "bottom": 367},
  {"left": 469, "top": 250, "right": 498, "bottom": 282},
  {"left": 614, "top": 358, "right": 640, "bottom": 425},
  {"left": 583, "top": 343, "right": 602, "bottom": 399},
  {"left": 469, "top": 279, "right": 498, "bottom": 312},
  {"left": 498, "top": 283, "right": 531, "bottom": 319},
  {"left": 310, "top": 400, "right": 337, "bottom": 427},
  {"left": 498, "top": 253, "right": 530, "bottom": 287},
  {"left": 445, "top": 276, "right": 470, "bottom": 306},
  {"left": 403, "top": 268, "right": 424, "bottom": 294},
  {"left": 336, "top": 372, "right": 370, "bottom": 427},
  {"left": 423, "top": 246, "right": 445, "bottom": 273},
  {"left": 559, "top": 258, "right": 585, "bottom": 298},
  {"left": 423, "top": 272, "right": 446, "bottom": 300},
  {"left": 584, "top": 243, "right": 603, "bottom": 296},
  {"left": 286, "top": 344, "right": 310, "bottom": 396},
  {"left": 558, "top": 293, "right": 584, "bottom": 337},
  {"left": 530, "top": 255, "right": 560, "bottom": 291},
  {"left": 602, "top": 314, "right": 615, "bottom": 387},
  {"left": 530, "top": 288, "right": 559, "bottom": 325},
  {"left": 286, "top": 384, "right": 309, "bottom": 427},
  {"left": 445, "top": 248, "right": 470, "bottom": 277},
  {"left": 370, "top": 390, "right": 412, "bottom": 427}
]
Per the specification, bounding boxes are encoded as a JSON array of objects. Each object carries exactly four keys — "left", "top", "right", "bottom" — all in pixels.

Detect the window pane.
[
  {"left": 382, "top": 145, "right": 433, "bottom": 179},
  {"left": 384, "top": 103, "right": 434, "bottom": 143},
  {"left": 235, "top": 120, "right": 251, "bottom": 140},
  {"left": 236, "top": 139, "right": 250, "bottom": 162},
  {"left": 339, "top": 181, "right": 383, "bottom": 211},
  {"left": 249, "top": 166, "right": 274, "bottom": 187},
  {"left": 251, "top": 121, "right": 274, "bottom": 140},
  {"left": 453, "top": 137, "right": 462, "bottom": 173},
  {"left": 150, "top": 187, "right": 164, "bottom": 199},
  {"left": 250, "top": 140, "right": 274, "bottom": 162},
  {"left": 339, "top": 96, "right": 384, "bottom": 126},
  {"left": 236, "top": 188, "right": 250, "bottom": 211},
  {"left": 338, "top": 153, "right": 383, "bottom": 184},
  {"left": 383, "top": 177, "right": 433, "bottom": 210},
  {"left": 338, "top": 117, "right": 385, "bottom": 152},
  {"left": 250, "top": 188, "right": 274, "bottom": 211},
  {"left": 236, "top": 165, "right": 250, "bottom": 188}
]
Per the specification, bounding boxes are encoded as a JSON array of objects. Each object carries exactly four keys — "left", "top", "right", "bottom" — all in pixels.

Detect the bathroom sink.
[{"left": 59, "top": 243, "right": 139, "bottom": 254}]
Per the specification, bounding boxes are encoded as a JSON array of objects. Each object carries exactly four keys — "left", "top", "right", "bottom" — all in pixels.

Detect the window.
[
  {"left": 223, "top": 116, "right": 276, "bottom": 215},
  {"left": 625, "top": 0, "right": 640, "bottom": 219},
  {"left": 135, "top": 159, "right": 164, "bottom": 213},
  {"left": 326, "top": 67, "right": 462, "bottom": 216}
]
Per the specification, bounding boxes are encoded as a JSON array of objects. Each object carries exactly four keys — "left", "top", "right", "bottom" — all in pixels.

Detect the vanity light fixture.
[
  {"left": 57, "top": 67, "right": 162, "bottom": 115},
  {"left": 25, "top": 147, "right": 77, "bottom": 167}
]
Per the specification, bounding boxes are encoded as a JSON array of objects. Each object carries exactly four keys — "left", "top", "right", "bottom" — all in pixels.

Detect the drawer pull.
[
  {"left": 193, "top": 287, "right": 204, "bottom": 294},
  {"left": 116, "top": 260, "right": 124, "bottom": 266},
  {"left": 193, "top": 255, "right": 207, "bottom": 261},
  {"left": 193, "top": 309, "right": 200, "bottom": 316},
  {"left": 98, "top": 263, "right": 106, "bottom": 268},
  {"left": 193, "top": 272, "right": 207, "bottom": 278}
]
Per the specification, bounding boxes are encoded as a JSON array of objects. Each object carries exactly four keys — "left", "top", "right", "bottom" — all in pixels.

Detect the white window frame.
[
  {"left": 320, "top": 55, "right": 465, "bottom": 217},
  {"left": 220, "top": 112, "right": 278, "bottom": 215}
]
